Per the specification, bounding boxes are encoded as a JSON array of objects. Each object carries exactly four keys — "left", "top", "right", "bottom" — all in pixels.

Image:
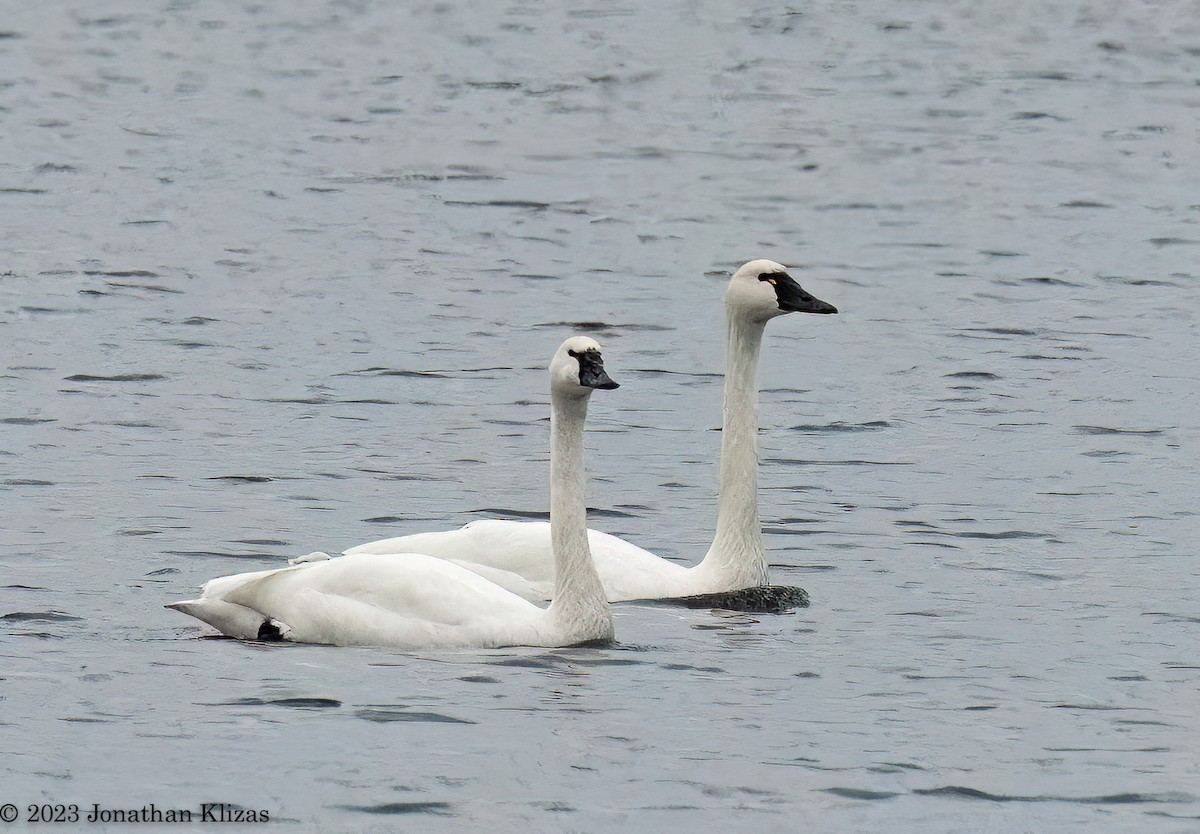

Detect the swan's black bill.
[
  {"left": 768, "top": 272, "right": 838, "bottom": 314},
  {"left": 573, "top": 350, "right": 620, "bottom": 390}
]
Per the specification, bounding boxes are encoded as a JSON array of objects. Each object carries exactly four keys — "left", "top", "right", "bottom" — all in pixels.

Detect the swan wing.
[
  {"left": 343, "top": 519, "right": 695, "bottom": 602},
  {"left": 170, "top": 554, "right": 548, "bottom": 648}
]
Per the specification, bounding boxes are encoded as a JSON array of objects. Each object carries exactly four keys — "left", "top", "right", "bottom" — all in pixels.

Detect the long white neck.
[
  {"left": 545, "top": 390, "right": 614, "bottom": 643},
  {"left": 697, "top": 308, "right": 770, "bottom": 588}
]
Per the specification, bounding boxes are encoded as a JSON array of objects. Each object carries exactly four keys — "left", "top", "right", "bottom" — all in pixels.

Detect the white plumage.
[
  {"left": 344, "top": 260, "right": 837, "bottom": 601},
  {"left": 166, "top": 337, "right": 620, "bottom": 649}
]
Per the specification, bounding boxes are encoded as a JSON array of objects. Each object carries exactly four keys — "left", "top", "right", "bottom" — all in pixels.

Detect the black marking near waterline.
[
  {"left": 256, "top": 619, "right": 289, "bottom": 641},
  {"left": 758, "top": 271, "right": 838, "bottom": 315},
  {"left": 655, "top": 585, "right": 811, "bottom": 614},
  {"left": 568, "top": 348, "right": 620, "bottom": 390}
]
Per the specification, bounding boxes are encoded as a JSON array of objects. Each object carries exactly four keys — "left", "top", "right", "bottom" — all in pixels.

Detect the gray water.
[{"left": 3, "top": 1, "right": 1199, "bottom": 831}]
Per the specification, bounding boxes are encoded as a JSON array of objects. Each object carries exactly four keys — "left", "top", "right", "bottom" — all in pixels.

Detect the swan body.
[
  {"left": 345, "top": 260, "right": 837, "bottom": 602},
  {"left": 167, "top": 337, "right": 619, "bottom": 649}
]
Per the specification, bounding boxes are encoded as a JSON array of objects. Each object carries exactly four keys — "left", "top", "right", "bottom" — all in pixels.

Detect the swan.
[
  {"left": 165, "top": 337, "right": 620, "bottom": 649},
  {"left": 343, "top": 259, "right": 837, "bottom": 605}
]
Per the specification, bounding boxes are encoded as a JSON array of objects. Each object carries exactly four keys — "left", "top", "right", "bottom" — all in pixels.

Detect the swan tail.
[{"left": 165, "top": 598, "right": 291, "bottom": 641}]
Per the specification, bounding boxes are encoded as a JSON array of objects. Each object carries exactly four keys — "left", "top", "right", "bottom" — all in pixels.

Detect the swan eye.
[{"left": 758, "top": 272, "right": 785, "bottom": 285}]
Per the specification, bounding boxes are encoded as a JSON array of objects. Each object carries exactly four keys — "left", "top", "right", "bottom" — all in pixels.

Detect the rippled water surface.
[{"left": 3, "top": 1, "right": 1199, "bottom": 831}]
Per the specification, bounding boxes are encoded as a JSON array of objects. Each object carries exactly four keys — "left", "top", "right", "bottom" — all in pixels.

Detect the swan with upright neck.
[
  {"left": 343, "top": 260, "right": 837, "bottom": 605},
  {"left": 165, "top": 337, "right": 619, "bottom": 649}
]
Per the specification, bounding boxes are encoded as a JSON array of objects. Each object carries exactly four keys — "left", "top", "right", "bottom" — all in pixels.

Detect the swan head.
[
  {"left": 726, "top": 259, "right": 838, "bottom": 322},
  {"left": 551, "top": 336, "right": 620, "bottom": 396}
]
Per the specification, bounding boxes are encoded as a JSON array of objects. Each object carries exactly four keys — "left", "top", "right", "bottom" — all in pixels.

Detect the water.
[{"left": 2, "top": 1, "right": 1198, "bottom": 830}]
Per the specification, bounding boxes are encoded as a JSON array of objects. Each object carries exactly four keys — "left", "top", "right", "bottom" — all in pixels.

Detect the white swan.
[
  {"left": 165, "top": 337, "right": 620, "bottom": 649},
  {"left": 344, "top": 260, "right": 837, "bottom": 602}
]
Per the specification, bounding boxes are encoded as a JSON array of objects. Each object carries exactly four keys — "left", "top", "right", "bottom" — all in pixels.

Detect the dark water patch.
[
  {"left": 445, "top": 199, "right": 550, "bottom": 210},
  {"left": 891, "top": 611, "right": 942, "bottom": 618},
  {"left": 555, "top": 654, "right": 645, "bottom": 667},
  {"left": 64, "top": 373, "right": 165, "bottom": 382},
  {"left": 3, "top": 479, "right": 55, "bottom": 486},
  {"left": 588, "top": 507, "right": 638, "bottom": 519},
  {"left": 0, "top": 187, "right": 48, "bottom": 194},
  {"left": 8, "top": 631, "right": 65, "bottom": 639},
  {"left": 351, "top": 367, "right": 449, "bottom": 378},
  {"left": 815, "top": 202, "right": 902, "bottom": 211},
  {"left": 486, "top": 651, "right": 641, "bottom": 669},
  {"left": 964, "top": 327, "right": 1038, "bottom": 336},
  {"left": 1073, "top": 425, "right": 1165, "bottom": 436},
  {"left": 165, "top": 550, "right": 278, "bottom": 559},
  {"left": 1052, "top": 703, "right": 1130, "bottom": 711},
  {"left": 534, "top": 321, "right": 673, "bottom": 332},
  {"left": 948, "top": 530, "right": 1045, "bottom": 540},
  {"left": 1059, "top": 200, "right": 1112, "bottom": 208},
  {"left": 915, "top": 786, "right": 1192, "bottom": 804},
  {"left": 660, "top": 663, "right": 726, "bottom": 673},
  {"left": 459, "top": 675, "right": 499, "bottom": 683},
  {"left": 489, "top": 656, "right": 566, "bottom": 669},
  {"left": 1020, "top": 354, "right": 1089, "bottom": 361},
  {"left": 184, "top": 316, "right": 217, "bottom": 325},
  {"left": 964, "top": 705, "right": 997, "bottom": 711},
  {"left": 945, "top": 371, "right": 999, "bottom": 379},
  {"left": 355, "top": 708, "right": 475, "bottom": 724},
  {"left": 211, "top": 697, "right": 342, "bottom": 710},
  {"left": 106, "top": 281, "right": 183, "bottom": 294},
  {"left": 980, "top": 250, "right": 1025, "bottom": 257},
  {"left": 824, "top": 787, "right": 900, "bottom": 800},
  {"left": 2, "top": 585, "right": 47, "bottom": 590},
  {"left": 234, "top": 539, "right": 291, "bottom": 546},
  {"left": 144, "top": 568, "right": 179, "bottom": 576},
  {"left": 1098, "top": 275, "right": 1179, "bottom": 286},
  {"left": 2, "top": 611, "right": 83, "bottom": 622},
  {"left": 663, "top": 586, "right": 808, "bottom": 613},
  {"left": 208, "top": 475, "right": 274, "bottom": 483},
  {"left": 1013, "top": 111, "right": 1067, "bottom": 120},
  {"left": 766, "top": 458, "right": 912, "bottom": 467},
  {"left": 1109, "top": 674, "right": 1149, "bottom": 681},
  {"left": 1021, "top": 276, "right": 1082, "bottom": 286},
  {"left": 362, "top": 516, "right": 408, "bottom": 524},
  {"left": 466, "top": 80, "right": 523, "bottom": 89},
  {"left": 1148, "top": 237, "right": 1200, "bottom": 247},
  {"left": 122, "top": 219, "right": 172, "bottom": 226},
  {"left": 0, "top": 417, "right": 55, "bottom": 425},
  {"left": 338, "top": 802, "right": 453, "bottom": 816},
  {"left": 1144, "top": 612, "right": 1200, "bottom": 624},
  {"left": 471, "top": 508, "right": 549, "bottom": 520},
  {"left": 630, "top": 368, "right": 723, "bottom": 379},
  {"left": 82, "top": 269, "right": 160, "bottom": 278},
  {"left": 788, "top": 421, "right": 891, "bottom": 432}
]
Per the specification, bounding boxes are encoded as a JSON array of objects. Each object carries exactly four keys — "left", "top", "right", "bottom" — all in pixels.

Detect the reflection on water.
[{"left": 2, "top": 0, "right": 1198, "bottom": 830}]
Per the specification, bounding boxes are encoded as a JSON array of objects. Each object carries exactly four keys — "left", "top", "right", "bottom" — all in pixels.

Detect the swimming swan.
[
  {"left": 344, "top": 260, "right": 837, "bottom": 603},
  {"left": 165, "top": 337, "right": 620, "bottom": 649}
]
